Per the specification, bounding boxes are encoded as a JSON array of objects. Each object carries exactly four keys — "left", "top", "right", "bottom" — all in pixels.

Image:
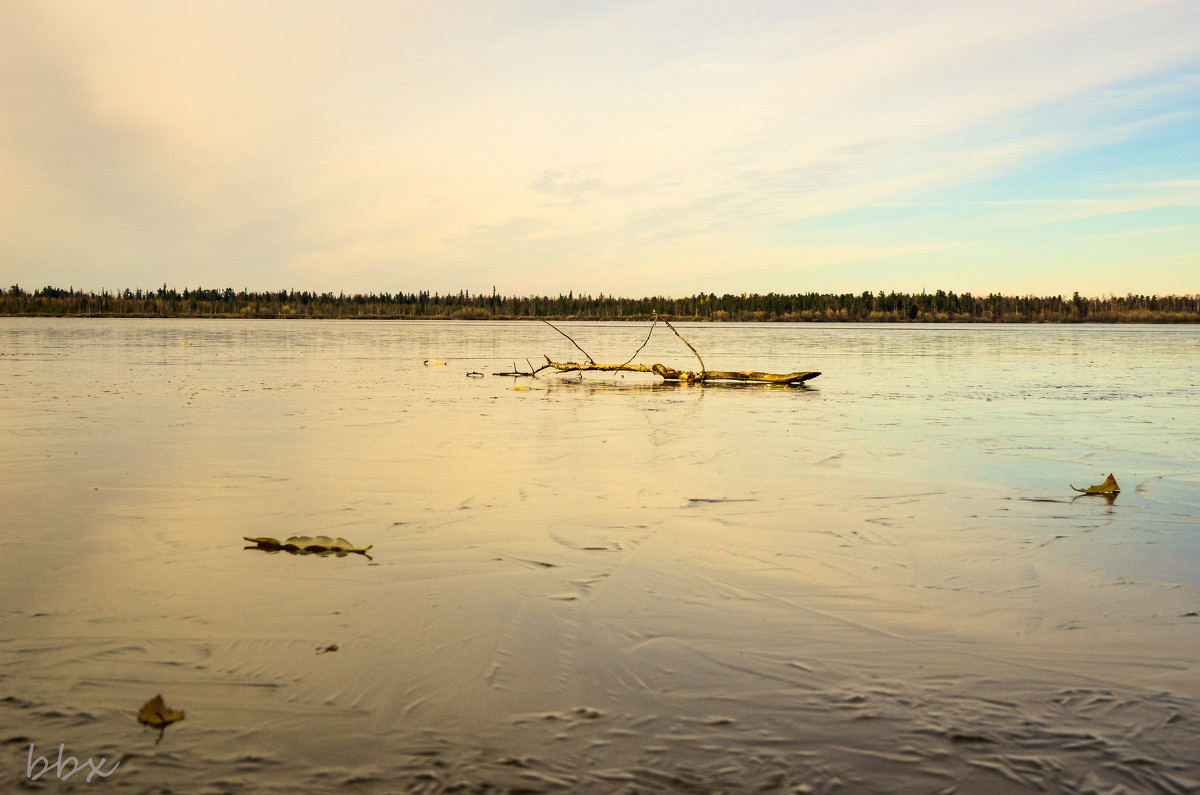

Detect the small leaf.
[
  {"left": 285, "top": 536, "right": 372, "bottom": 554},
  {"left": 1070, "top": 474, "right": 1120, "bottom": 494},
  {"left": 138, "top": 695, "right": 184, "bottom": 728},
  {"left": 244, "top": 536, "right": 373, "bottom": 556}
]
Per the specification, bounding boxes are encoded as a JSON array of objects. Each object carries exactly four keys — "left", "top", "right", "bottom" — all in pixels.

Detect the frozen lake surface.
[{"left": 2, "top": 318, "right": 1199, "bottom": 793}]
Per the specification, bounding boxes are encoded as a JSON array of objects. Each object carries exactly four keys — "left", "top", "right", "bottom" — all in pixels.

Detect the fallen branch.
[
  {"left": 539, "top": 360, "right": 819, "bottom": 384},
  {"left": 493, "top": 315, "right": 820, "bottom": 385}
]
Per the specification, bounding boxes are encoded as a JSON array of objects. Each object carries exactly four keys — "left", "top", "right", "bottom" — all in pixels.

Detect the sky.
[{"left": 2, "top": 0, "right": 1198, "bottom": 298}]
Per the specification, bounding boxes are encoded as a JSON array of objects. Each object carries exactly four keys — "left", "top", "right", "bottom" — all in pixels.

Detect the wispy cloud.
[{"left": 1, "top": 0, "right": 1198, "bottom": 295}]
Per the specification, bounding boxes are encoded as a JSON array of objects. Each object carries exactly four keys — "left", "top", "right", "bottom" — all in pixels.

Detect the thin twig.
[
  {"left": 541, "top": 320, "right": 595, "bottom": 364},
  {"left": 492, "top": 359, "right": 548, "bottom": 376},
  {"left": 658, "top": 314, "right": 705, "bottom": 377},
  {"left": 620, "top": 315, "right": 658, "bottom": 366}
]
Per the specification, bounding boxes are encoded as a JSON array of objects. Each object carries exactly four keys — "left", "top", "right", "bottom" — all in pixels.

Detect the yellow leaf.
[
  {"left": 423, "top": 359, "right": 447, "bottom": 366},
  {"left": 243, "top": 536, "right": 373, "bottom": 556},
  {"left": 1070, "top": 473, "right": 1120, "bottom": 494},
  {"left": 138, "top": 694, "right": 184, "bottom": 728}
]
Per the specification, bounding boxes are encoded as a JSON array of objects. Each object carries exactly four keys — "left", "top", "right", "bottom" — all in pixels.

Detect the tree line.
[{"left": 2, "top": 284, "right": 1197, "bottom": 322}]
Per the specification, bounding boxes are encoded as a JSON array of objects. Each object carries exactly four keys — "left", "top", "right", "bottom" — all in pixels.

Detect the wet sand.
[{"left": 2, "top": 319, "right": 1199, "bottom": 792}]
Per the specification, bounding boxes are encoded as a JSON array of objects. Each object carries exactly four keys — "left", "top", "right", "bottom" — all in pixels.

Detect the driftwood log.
[
  {"left": 538, "top": 360, "right": 819, "bottom": 384},
  {"left": 493, "top": 316, "right": 820, "bottom": 385}
]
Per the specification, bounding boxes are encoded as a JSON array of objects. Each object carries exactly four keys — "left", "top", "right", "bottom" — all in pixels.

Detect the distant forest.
[{"left": 2, "top": 284, "right": 1198, "bottom": 322}]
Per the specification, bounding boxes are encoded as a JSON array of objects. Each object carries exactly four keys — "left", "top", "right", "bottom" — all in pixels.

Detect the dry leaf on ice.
[
  {"left": 138, "top": 695, "right": 185, "bottom": 728},
  {"left": 243, "top": 536, "right": 373, "bottom": 556},
  {"left": 1070, "top": 474, "right": 1121, "bottom": 494}
]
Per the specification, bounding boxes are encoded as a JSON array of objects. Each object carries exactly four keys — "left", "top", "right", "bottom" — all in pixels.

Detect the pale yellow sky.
[{"left": 2, "top": 0, "right": 1198, "bottom": 296}]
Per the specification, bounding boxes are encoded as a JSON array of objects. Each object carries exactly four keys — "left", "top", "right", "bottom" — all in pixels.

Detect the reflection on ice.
[{"left": 1, "top": 319, "right": 1198, "bottom": 792}]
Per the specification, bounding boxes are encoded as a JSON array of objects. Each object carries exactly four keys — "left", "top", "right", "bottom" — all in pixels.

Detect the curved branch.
[
  {"left": 620, "top": 315, "right": 658, "bottom": 366},
  {"left": 542, "top": 319, "right": 595, "bottom": 364},
  {"left": 658, "top": 314, "right": 705, "bottom": 377}
]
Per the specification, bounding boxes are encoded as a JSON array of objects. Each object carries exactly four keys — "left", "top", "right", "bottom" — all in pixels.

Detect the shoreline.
[
  {"left": 3, "top": 313, "right": 1198, "bottom": 323},
  {"left": 3, "top": 288, "right": 1197, "bottom": 323}
]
